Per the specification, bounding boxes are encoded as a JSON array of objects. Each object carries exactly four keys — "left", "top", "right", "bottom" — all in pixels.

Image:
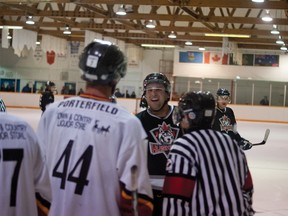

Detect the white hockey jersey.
[
  {"left": 37, "top": 95, "right": 153, "bottom": 216},
  {"left": 0, "top": 112, "right": 51, "bottom": 216}
]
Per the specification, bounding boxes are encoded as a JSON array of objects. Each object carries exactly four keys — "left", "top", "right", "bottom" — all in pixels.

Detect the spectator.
[
  {"left": 77, "top": 88, "right": 84, "bottom": 95},
  {"left": 22, "top": 82, "right": 32, "bottom": 93},
  {"left": 125, "top": 90, "right": 130, "bottom": 98},
  {"left": 114, "top": 88, "right": 124, "bottom": 98},
  {"left": 36, "top": 40, "right": 153, "bottom": 216},
  {"left": 260, "top": 96, "right": 269, "bottom": 105},
  {"left": 61, "top": 85, "right": 69, "bottom": 95},
  {"left": 130, "top": 91, "right": 136, "bottom": 98},
  {"left": 162, "top": 91, "right": 254, "bottom": 215}
]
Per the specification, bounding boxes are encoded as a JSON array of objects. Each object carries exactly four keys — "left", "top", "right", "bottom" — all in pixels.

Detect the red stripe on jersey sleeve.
[
  {"left": 243, "top": 170, "right": 253, "bottom": 191},
  {"left": 163, "top": 176, "right": 195, "bottom": 198},
  {"left": 120, "top": 191, "right": 153, "bottom": 216}
]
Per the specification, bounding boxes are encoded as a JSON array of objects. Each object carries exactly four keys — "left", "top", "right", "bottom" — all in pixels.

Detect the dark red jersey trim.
[
  {"left": 79, "top": 93, "right": 112, "bottom": 102},
  {"left": 163, "top": 176, "right": 195, "bottom": 198}
]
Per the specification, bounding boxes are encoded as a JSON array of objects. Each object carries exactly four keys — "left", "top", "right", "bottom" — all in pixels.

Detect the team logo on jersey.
[
  {"left": 219, "top": 114, "right": 233, "bottom": 132},
  {"left": 149, "top": 122, "right": 179, "bottom": 158},
  {"left": 93, "top": 120, "right": 110, "bottom": 135}
]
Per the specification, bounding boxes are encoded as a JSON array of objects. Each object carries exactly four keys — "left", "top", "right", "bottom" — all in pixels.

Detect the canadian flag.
[{"left": 204, "top": 52, "right": 222, "bottom": 64}]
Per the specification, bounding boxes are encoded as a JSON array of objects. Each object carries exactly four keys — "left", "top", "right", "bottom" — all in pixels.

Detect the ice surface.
[{"left": 7, "top": 108, "right": 288, "bottom": 215}]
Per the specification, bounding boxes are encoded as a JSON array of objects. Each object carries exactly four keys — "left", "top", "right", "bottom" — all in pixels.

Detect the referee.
[
  {"left": 162, "top": 91, "right": 254, "bottom": 215},
  {"left": 0, "top": 97, "right": 6, "bottom": 112}
]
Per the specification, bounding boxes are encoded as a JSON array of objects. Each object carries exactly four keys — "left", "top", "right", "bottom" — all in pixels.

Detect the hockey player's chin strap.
[
  {"left": 216, "top": 106, "right": 226, "bottom": 113},
  {"left": 148, "top": 99, "right": 169, "bottom": 113}
]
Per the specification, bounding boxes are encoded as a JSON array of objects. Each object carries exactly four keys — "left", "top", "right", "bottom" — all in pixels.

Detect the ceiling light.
[
  {"left": 146, "top": 20, "right": 156, "bottom": 28},
  {"left": 270, "top": 25, "right": 279, "bottom": 35},
  {"left": 141, "top": 44, "right": 175, "bottom": 48},
  {"left": 251, "top": 0, "right": 265, "bottom": 2},
  {"left": 262, "top": 10, "right": 273, "bottom": 22},
  {"left": 185, "top": 41, "right": 193, "bottom": 46},
  {"left": 116, "top": 5, "right": 126, "bottom": 16},
  {"left": 280, "top": 45, "right": 287, "bottom": 51},
  {"left": 0, "top": 26, "right": 23, "bottom": 29},
  {"left": 26, "top": 16, "right": 35, "bottom": 25},
  {"left": 63, "top": 25, "right": 71, "bottom": 35},
  {"left": 199, "top": 47, "right": 206, "bottom": 51},
  {"left": 205, "top": 33, "right": 251, "bottom": 38},
  {"left": 276, "top": 36, "right": 284, "bottom": 45},
  {"left": 168, "top": 31, "right": 176, "bottom": 39},
  {"left": 36, "top": 41, "right": 40, "bottom": 45}
]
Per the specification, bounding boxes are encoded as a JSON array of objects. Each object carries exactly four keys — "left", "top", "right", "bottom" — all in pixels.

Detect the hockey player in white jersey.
[
  {"left": 0, "top": 112, "right": 51, "bottom": 216},
  {"left": 37, "top": 40, "right": 153, "bottom": 216}
]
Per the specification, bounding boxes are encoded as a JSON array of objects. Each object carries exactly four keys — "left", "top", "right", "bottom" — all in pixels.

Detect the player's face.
[
  {"left": 145, "top": 83, "right": 169, "bottom": 111},
  {"left": 217, "top": 95, "right": 230, "bottom": 109}
]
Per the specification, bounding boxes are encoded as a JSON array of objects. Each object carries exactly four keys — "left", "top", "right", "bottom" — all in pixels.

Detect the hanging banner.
[
  {"left": 33, "top": 44, "right": 43, "bottom": 62},
  {"left": 46, "top": 50, "right": 55, "bottom": 65}
]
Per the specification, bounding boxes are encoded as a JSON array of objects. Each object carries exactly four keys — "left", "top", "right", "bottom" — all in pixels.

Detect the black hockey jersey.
[
  {"left": 39, "top": 90, "right": 54, "bottom": 112},
  {"left": 136, "top": 106, "right": 182, "bottom": 190},
  {"left": 212, "top": 106, "right": 242, "bottom": 142}
]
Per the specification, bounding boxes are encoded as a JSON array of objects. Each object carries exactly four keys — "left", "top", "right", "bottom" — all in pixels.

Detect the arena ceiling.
[{"left": 1, "top": 0, "right": 288, "bottom": 51}]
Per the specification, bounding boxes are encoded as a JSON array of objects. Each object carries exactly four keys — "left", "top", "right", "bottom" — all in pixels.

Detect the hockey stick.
[
  {"left": 131, "top": 165, "right": 138, "bottom": 216},
  {"left": 252, "top": 129, "right": 270, "bottom": 146}
]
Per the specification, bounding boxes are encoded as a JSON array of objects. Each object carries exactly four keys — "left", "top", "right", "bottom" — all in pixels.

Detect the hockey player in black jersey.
[
  {"left": 39, "top": 81, "right": 56, "bottom": 113},
  {"left": 136, "top": 73, "right": 182, "bottom": 216},
  {"left": 212, "top": 88, "right": 252, "bottom": 150},
  {"left": 162, "top": 91, "right": 254, "bottom": 215}
]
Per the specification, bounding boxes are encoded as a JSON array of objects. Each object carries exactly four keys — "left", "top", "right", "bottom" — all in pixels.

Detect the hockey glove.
[{"left": 238, "top": 138, "right": 253, "bottom": 151}]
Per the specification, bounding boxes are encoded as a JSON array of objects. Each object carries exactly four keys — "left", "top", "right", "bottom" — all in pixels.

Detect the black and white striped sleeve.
[
  {"left": 162, "top": 137, "right": 197, "bottom": 216},
  {"left": 0, "top": 98, "right": 6, "bottom": 112}
]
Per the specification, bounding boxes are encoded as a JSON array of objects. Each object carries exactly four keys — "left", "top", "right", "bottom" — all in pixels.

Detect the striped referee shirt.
[
  {"left": 162, "top": 129, "right": 254, "bottom": 216},
  {"left": 0, "top": 98, "right": 6, "bottom": 112}
]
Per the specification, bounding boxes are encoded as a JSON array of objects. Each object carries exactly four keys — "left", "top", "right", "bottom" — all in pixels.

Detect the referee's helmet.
[{"left": 173, "top": 91, "right": 215, "bottom": 132}]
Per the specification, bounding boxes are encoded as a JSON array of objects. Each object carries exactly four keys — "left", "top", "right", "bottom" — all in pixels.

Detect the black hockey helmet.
[
  {"left": 79, "top": 40, "right": 127, "bottom": 85},
  {"left": 216, "top": 88, "right": 231, "bottom": 103},
  {"left": 140, "top": 73, "right": 171, "bottom": 108},
  {"left": 46, "top": 81, "right": 55, "bottom": 87},
  {"left": 216, "top": 88, "right": 230, "bottom": 96},
  {"left": 173, "top": 91, "right": 215, "bottom": 132},
  {"left": 143, "top": 73, "right": 171, "bottom": 93}
]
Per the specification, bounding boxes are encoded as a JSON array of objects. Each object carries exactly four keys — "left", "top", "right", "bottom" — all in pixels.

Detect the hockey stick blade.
[{"left": 252, "top": 129, "right": 270, "bottom": 146}]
